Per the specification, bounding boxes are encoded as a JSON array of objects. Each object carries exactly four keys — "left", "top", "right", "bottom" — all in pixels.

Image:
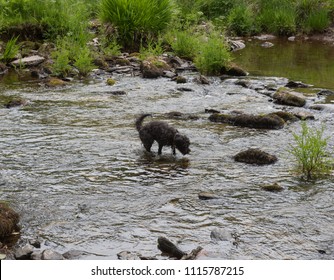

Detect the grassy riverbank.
[{"left": 0, "top": 0, "right": 334, "bottom": 77}]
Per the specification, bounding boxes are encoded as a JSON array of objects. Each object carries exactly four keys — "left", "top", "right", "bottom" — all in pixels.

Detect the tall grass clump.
[
  {"left": 0, "top": 36, "right": 20, "bottom": 63},
  {"left": 227, "top": 3, "right": 256, "bottom": 36},
  {"left": 289, "top": 122, "right": 332, "bottom": 180},
  {"left": 296, "top": 0, "right": 331, "bottom": 32},
  {"left": 194, "top": 32, "right": 231, "bottom": 76},
  {"left": 100, "top": 0, "right": 173, "bottom": 51},
  {"left": 168, "top": 30, "right": 200, "bottom": 60},
  {"left": 0, "top": 0, "right": 92, "bottom": 40},
  {"left": 256, "top": 0, "right": 297, "bottom": 35}
]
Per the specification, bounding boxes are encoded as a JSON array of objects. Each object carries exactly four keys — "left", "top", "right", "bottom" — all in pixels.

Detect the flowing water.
[{"left": 1, "top": 41, "right": 334, "bottom": 260}]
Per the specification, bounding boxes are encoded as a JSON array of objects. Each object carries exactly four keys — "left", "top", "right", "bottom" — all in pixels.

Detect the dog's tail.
[{"left": 135, "top": 114, "right": 152, "bottom": 131}]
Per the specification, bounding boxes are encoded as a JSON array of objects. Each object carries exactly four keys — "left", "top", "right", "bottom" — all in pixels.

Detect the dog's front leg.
[
  {"left": 172, "top": 145, "right": 176, "bottom": 155},
  {"left": 158, "top": 145, "right": 163, "bottom": 155}
]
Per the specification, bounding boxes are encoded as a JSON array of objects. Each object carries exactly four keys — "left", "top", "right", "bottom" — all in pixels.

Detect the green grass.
[
  {"left": 194, "top": 32, "right": 231, "bottom": 76},
  {"left": 0, "top": 36, "right": 20, "bottom": 63},
  {"left": 168, "top": 30, "right": 200, "bottom": 60},
  {"left": 289, "top": 122, "right": 332, "bottom": 180},
  {"left": 100, "top": 0, "right": 173, "bottom": 51}
]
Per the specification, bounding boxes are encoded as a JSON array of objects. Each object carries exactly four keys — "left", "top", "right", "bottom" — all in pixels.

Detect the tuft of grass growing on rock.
[{"left": 289, "top": 122, "right": 332, "bottom": 180}]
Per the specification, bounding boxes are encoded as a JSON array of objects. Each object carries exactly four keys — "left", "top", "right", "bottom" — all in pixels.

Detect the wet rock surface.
[{"left": 234, "top": 148, "right": 278, "bottom": 165}]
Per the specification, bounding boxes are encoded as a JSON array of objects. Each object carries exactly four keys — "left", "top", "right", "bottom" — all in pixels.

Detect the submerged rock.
[
  {"left": 285, "top": 80, "right": 312, "bottom": 88},
  {"left": 234, "top": 148, "right": 278, "bottom": 165},
  {"left": 261, "top": 183, "right": 284, "bottom": 192},
  {"left": 209, "top": 112, "right": 285, "bottom": 129}
]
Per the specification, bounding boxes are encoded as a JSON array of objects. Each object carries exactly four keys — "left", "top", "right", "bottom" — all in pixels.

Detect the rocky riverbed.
[{"left": 1, "top": 35, "right": 334, "bottom": 260}]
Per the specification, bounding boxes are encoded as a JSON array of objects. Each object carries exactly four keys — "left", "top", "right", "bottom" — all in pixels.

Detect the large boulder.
[{"left": 209, "top": 112, "right": 285, "bottom": 129}]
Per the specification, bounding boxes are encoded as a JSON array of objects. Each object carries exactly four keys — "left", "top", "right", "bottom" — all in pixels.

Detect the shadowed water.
[{"left": 1, "top": 51, "right": 334, "bottom": 260}]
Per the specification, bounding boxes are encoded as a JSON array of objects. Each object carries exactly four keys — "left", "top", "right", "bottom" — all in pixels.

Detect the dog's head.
[{"left": 174, "top": 133, "right": 191, "bottom": 155}]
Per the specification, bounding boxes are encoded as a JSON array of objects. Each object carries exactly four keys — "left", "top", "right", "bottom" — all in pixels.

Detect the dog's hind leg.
[{"left": 158, "top": 144, "right": 164, "bottom": 155}]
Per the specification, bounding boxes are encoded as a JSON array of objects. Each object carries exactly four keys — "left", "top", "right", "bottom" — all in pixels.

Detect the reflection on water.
[
  {"left": 234, "top": 39, "right": 334, "bottom": 90},
  {"left": 1, "top": 47, "right": 334, "bottom": 260}
]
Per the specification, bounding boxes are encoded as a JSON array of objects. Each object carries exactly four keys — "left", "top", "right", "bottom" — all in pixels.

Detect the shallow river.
[{"left": 1, "top": 42, "right": 334, "bottom": 260}]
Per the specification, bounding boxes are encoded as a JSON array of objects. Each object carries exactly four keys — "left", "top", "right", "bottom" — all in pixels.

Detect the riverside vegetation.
[
  {"left": 1, "top": 0, "right": 334, "bottom": 77},
  {"left": 0, "top": 1, "right": 333, "bottom": 181}
]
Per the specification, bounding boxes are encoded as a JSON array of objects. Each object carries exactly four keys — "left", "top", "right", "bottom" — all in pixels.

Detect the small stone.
[
  {"left": 198, "top": 191, "right": 219, "bottom": 200},
  {"left": 107, "top": 90, "right": 126, "bottom": 95},
  {"left": 41, "top": 249, "right": 64, "bottom": 260},
  {"left": 261, "top": 183, "right": 284, "bottom": 192},
  {"left": 14, "top": 244, "right": 34, "bottom": 260},
  {"left": 261, "top": 42, "right": 274, "bottom": 48},
  {"left": 46, "top": 78, "right": 67, "bottom": 87},
  {"left": 175, "top": 76, "right": 187, "bottom": 84}
]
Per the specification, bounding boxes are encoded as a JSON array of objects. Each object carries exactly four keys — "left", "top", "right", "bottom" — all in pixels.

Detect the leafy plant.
[
  {"left": 289, "top": 122, "right": 332, "bottom": 180},
  {"left": 0, "top": 36, "right": 20, "bottom": 63},
  {"left": 74, "top": 47, "right": 94, "bottom": 77}
]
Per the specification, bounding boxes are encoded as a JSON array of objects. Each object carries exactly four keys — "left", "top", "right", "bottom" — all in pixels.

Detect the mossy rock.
[
  {"left": 209, "top": 113, "right": 285, "bottom": 129},
  {"left": 0, "top": 95, "right": 27, "bottom": 108},
  {"left": 175, "top": 76, "right": 187, "bottom": 84},
  {"left": 273, "top": 89, "right": 306, "bottom": 107},
  {"left": 0, "top": 203, "right": 20, "bottom": 241},
  {"left": 46, "top": 77, "right": 67, "bottom": 87},
  {"left": 106, "top": 78, "right": 116, "bottom": 86},
  {"left": 268, "top": 111, "right": 299, "bottom": 123},
  {"left": 222, "top": 63, "right": 248, "bottom": 76},
  {"left": 234, "top": 148, "right": 278, "bottom": 165},
  {"left": 140, "top": 57, "right": 171, "bottom": 79}
]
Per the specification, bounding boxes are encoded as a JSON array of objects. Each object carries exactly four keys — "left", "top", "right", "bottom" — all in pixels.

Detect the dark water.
[
  {"left": 1, "top": 43, "right": 334, "bottom": 260},
  {"left": 234, "top": 38, "right": 334, "bottom": 90}
]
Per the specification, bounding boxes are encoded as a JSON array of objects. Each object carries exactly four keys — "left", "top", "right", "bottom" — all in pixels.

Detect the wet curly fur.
[{"left": 136, "top": 114, "right": 190, "bottom": 155}]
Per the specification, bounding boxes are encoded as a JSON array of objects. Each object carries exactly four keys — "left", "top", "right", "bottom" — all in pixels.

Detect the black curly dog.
[{"left": 136, "top": 114, "right": 191, "bottom": 155}]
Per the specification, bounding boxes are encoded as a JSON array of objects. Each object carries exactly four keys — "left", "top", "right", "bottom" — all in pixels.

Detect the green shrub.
[
  {"left": 227, "top": 4, "right": 255, "bottom": 36},
  {"left": 194, "top": 32, "right": 231, "bottom": 76},
  {"left": 100, "top": 0, "right": 173, "bottom": 51},
  {"left": 51, "top": 48, "right": 71, "bottom": 77},
  {"left": 74, "top": 47, "right": 94, "bottom": 77},
  {"left": 0, "top": 36, "right": 20, "bottom": 63},
  {"left": 289, "top": 122, "right": 332, "bottom": 180},
  {"left": 303, "top": 8, "right": 331, "bottom": 32},
  {"left": 169, "top": 30, "right": 200, "bottom": 60}
]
